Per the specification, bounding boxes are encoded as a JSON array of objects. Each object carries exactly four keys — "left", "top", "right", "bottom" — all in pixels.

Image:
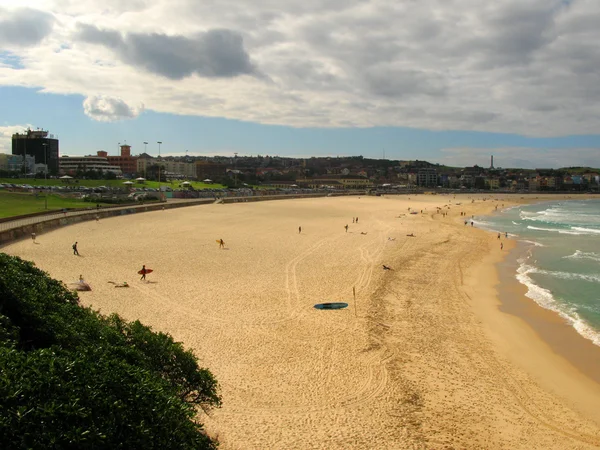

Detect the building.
[
  {"left": 417, "top": 168, "right": 438, "bottom": 187},
  {"left": 59, "top": 155, "right": 122, "bottom": 176},
  {"left": 310, "top": 175, "right": 372, "bottom": 189},
  {"left": 136, "top": 153, "right": 153, "bottom": 179},
  {"left": 11, "top": 128, "right": 59, "bottom": 174},
  {"left": 0, "top": 153, "right": 35, "bottom": 172},
  {"left": 100, "top": 145, "right": 138, "bottom": 177},
  {"left": 160, "top": 159, "right": 196, "bottom": 180}
]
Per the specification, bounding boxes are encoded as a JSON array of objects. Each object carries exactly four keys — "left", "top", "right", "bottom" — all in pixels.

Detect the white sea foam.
[
  {"left": 520, "top": 239, "right": 544, "bottom": 247},
  {"left": 531, "top": 269, "right": 600, "bottom": 284},
  {"left": 516, "top": 259, "right": 600, "bottom": 346},
  {"left": 572, "top": 227, "right": 600, "bottom": 234},
  {"left": 564, "top": 250, "right": 600, "bottom": 263},
  {"left": 527, "top": 225, "right": 583, "bottom": 235}
]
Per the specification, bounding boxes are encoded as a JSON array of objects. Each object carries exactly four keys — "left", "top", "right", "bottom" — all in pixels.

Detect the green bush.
[{"left": 0, "top": 254, "right": 221, "bottom": 449}]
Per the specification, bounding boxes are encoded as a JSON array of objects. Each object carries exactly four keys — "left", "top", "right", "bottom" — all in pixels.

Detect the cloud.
[
  {"left": 75, "top": 24, "right": 257, "bottom": 79},
  {"left": 0, "top": 7, "right": 55, "bottom": 48},
  {"left": 436, "top": 146, "right": 600, "bottom": 169},
  {"left": 1, "top": 1, "right": 600, "bottom": 137},
  {"left": 0, "top": 124, "right": 33, "bottom": 154},
  {"left": 82, "top": 95, "right": 144, "bottom": 122}
]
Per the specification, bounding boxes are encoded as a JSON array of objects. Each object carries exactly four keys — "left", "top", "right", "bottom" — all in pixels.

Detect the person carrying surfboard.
[
  {"left": 140, "top": 265, "right": 147, "bottom": 280},
  {"left": 219, "top": 239, "right": 225, "bottom": 249}
]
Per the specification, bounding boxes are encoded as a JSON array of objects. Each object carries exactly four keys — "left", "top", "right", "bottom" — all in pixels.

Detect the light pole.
[
  {"left": 42, "top": 143, "right": 48, "bottom": 181},
  {"left": 157, "top": 141, "right": 162, "bottom": 190},
  {"left": 234, "top": 152, "right": 238, "bottom": 187},
  {"left": 143, "top": 142, "right": 148, "bottom": 178}
]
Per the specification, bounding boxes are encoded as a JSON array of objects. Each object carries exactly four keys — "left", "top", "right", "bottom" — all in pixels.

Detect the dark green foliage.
[{"left": 0, "top": 253, "right": 220, "bottom": 449}]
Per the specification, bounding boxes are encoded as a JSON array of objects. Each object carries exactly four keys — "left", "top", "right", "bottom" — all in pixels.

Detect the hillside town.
[{"left": 1, "top": 129, "right": 599, "bottom": 192}]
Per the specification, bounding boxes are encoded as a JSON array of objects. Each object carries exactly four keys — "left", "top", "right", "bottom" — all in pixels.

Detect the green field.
[
  {"left": 0, "top": 178, "right": 227, "bottom": 190},
  {"left": 0, "top": 191, "right": 106, "bottom": 219}
]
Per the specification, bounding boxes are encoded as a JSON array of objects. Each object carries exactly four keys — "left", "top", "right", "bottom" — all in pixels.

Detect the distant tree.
[{"left": 0, "top": 254, "right": 220, "bottom": 449}]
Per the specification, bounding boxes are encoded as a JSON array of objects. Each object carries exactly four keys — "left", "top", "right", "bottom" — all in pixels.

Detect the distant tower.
[{"left": 491, "top": 155, "right": 494, "bottom": 169}]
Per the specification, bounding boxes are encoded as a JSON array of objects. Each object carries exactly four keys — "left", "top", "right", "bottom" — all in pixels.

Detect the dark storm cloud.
[
  {"left": 75, "top": 23, "right": 257, "bottom": 79},
  {"left": 0, "top": 8, "right": 55, "bottom": 47}
]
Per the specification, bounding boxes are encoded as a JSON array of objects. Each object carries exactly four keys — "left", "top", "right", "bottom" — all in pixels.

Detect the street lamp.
[
  {"left": 234, "top": 152, "right": 238, "bottom": 187},
  {"left": 143, "top": 142, "right": 148, "bottom": 178},
  {"left": 157, "top": 141, "right": 163, "bottom": 190},
  {"left": 42, "top": 143, "right": 48, "bottom": 181}
]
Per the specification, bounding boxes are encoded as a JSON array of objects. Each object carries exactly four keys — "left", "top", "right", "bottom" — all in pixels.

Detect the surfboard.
[
  {"left": 314, "top": 302, "right": 349, "bottom": 310},
  {"left": 138, "top": 269, "right": 153, "bottom": 275}
]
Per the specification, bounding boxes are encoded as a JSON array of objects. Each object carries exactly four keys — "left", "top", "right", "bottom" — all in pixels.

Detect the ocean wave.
[
  {"left": 526, "top": 225, "right": 583, "bottom": 235},
  {"left": 519, "top": 239, "right": 544, "bottom": 247},
  {"left": 564, "top": 250, "right": 600, "bottom": 263},
  {"left": 531, "top": 268, "right": 600, "bottom": 284},
  {"left": 516, "top": 260, "right": 600, "bottom": 346},
  {"left": 572, "top": 227, "right": 600, "bottom": 234}
]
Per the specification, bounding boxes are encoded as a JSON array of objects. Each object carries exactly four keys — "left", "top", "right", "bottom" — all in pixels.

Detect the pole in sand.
[{"left": 353, "top": 286, "right": 357, "bottom": 317}]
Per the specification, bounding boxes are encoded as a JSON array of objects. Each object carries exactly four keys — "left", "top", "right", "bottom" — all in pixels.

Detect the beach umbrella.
[
  {"left": 135, "top": 177, "right": 146, "bottom": 182},
  {"left": 203, "top": 179, "right": 213, "bottom": 183},
  {"left": 123, "top": 181, "right": 133, "bottom": 185},
  {"left": 181, "top": 181, "right": 191, "bottom": 185},
  {"left": 59, "top": 175, "right": 72, "bottom": 179}
]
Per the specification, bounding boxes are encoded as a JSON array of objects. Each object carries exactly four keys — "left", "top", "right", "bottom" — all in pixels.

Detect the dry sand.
[{"left": 4, "top": 193, "right": 600, "bottom": 449}]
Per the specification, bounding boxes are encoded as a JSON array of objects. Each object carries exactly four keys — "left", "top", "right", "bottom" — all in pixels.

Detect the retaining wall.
[{"left": 0, "top": 192, "right": 365, "bottom": 247}]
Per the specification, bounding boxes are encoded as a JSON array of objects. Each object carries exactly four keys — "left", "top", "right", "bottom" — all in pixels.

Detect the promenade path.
[{"left": 0, "top": 198, "right": 211, "bottom": 234}]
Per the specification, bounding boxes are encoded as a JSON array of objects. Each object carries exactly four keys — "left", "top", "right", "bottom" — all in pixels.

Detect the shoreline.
[
  {"left": 3, "top": 193, "right": 600, "bottom": 448},
  {"left": 494, "top": 240, "right": 600, "bottom": 422}
]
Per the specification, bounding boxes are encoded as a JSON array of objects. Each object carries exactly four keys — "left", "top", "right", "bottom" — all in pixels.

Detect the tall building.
[{"left": 11, "top": 128, "right": 59, "bottom": 173}]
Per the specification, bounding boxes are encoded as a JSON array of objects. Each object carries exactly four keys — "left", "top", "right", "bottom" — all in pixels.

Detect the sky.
[{"left": 1, "top": 0, "right": 599, "bottom": 169}]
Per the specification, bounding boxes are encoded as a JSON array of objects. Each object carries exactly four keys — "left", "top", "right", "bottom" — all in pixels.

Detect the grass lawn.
[
  {"left": 0, "top": 178, "right": 227, "bottom": 190},
  {"left": 0, "top": 191, "right": 103, "bottom": 219}
]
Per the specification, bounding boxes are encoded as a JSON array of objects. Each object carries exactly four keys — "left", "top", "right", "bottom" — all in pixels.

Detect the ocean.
[{"left": 475, "top": 198, "right": 600, "bottom": 347}]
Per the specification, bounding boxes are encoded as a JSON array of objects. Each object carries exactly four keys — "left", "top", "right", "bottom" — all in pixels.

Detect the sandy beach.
[{"left": 3, "top": 193, "right": 600, "bottom": 449}]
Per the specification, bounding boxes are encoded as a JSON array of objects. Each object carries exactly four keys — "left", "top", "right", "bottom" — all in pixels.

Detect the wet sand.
[{"left": 3, "top": 193, "right": 600, "bottom": 449}]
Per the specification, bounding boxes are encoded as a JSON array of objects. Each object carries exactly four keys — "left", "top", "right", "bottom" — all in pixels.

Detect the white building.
[
  {"left": 59, "top": 155, "right": 122, "bottom": 176},
  {"left": 0, "top": 153, "right": 36, "bottom": 172}
]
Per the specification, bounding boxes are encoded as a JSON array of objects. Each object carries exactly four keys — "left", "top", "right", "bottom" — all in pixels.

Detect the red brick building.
[{"left": 98, "top": 145, "right": 138, "bottom": 177}]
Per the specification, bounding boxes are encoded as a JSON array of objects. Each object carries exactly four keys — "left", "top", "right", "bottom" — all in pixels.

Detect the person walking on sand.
[
  {"left": 31, "top": 233, "right": 36, "bottom": 243},
  {"left": 500, "top": 242, "right": 504, "bottom": 250},
  {"left": 298, "top": 226, "right": 302, "bottom": 234},
  {"left": 72, "top": 241, "right": 79, "bottom": 256},
  {"left": 219, "top": 239, "right": 225, "bottom": 248},
  {"left": 345, "top": 224, "right": 349, "bottom": 233},
  {"left": 140, "top": 265, "right": 147, "bottom": 281}
]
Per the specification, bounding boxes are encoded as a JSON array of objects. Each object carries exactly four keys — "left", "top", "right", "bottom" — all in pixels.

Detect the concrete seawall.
[
  {"left": 0, "top": 192, "right": 364, "bottom": 246},
  {"left": 0, "top": 199, "right": 212, "bottom": 246}
]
